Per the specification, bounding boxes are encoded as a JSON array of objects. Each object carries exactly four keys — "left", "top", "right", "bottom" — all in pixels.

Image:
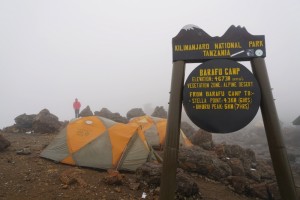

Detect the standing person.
[{"left": 73, "top": 98, "right": 81, "bottom": 118}]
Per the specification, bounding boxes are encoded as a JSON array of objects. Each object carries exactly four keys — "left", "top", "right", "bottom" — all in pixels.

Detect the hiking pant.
[{"left": 75, "top": 109, "right": 79, "bottom": 118}]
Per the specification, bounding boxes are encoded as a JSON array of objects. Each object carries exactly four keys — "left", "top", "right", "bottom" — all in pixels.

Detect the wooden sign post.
[
  {"left": 250, "top": 58, "right": 298, "bottom": 199},
  {"left": 159, "top": 61, "right": 185, "bottom": 200},
  {"left": 159, "top": 25, "right": 298, "bottom": 200}
]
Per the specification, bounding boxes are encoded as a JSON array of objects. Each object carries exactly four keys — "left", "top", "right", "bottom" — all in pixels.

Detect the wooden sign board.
[
  {"left": 183, "top": 59, "right": 261, "bottom": 133},
  {"left": 173, "top": 25, "right": 266, "bottom": 62}
]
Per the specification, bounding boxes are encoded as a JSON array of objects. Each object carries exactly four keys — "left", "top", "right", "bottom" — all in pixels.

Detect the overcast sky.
[{"left": 1, "top": 0, "right": 299, "bottom": 129}]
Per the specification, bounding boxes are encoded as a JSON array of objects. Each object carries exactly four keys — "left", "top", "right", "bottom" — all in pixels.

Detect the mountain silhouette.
[
  {"left": 173, "top": 24, "right": 211, "bottom": 41},
  {"left": 222, "top": 25, "right": 253, "bottom": 39}
]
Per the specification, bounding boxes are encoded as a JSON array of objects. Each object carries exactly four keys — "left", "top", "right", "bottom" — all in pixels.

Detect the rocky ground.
[
  {"left": 213, "top": 125, "right": 300, "bottom": 186},
  {"left": 0, "top": 131, "right": 259, "bottom": 200},
  {"left": 1, "top": 108, "right": 299, "bottom": 200}
]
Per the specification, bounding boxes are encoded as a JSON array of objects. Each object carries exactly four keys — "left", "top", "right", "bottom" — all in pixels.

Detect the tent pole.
[{"left": 115, "top": 132, "right": 138, "bottom": 171}]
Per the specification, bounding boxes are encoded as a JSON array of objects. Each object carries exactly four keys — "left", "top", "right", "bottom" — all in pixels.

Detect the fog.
[{"left": 1, "top": 0, "right": 300, "bottom": 129}]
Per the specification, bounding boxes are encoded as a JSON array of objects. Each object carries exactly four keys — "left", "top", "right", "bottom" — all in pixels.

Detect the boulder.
[
  {"left": 245, "top": 167, "right": 261, "bottom": 182},
  {"left": 16, "top": 147, "right": 31, "bottom": 155},
  {"left": 225, "top": 144, "right": 249, "bottom": 159},
  {"left": 94, "top": 108, "right": 128, "bottom": 123},
  {"left": 151, "top": 106, "right": 167, "bottom": 118},
  {"left": 227, "top": 176, "right": 251, "bottom": 194},
  {"left": 287, "top": 153, "right": 297, "bottom": 162},
  {"left": 59, "top": 168, "right": 87, "bottom": 188},
  {"left": 135, "top": 162, "right": 200, "bottom": 198},
  {"left": 214, "top": 143, "right": 267, "bottom": 182},
  {"left": 14, "top": 113, "right": 36, "bottom": 130},
  {"left": 0, "top": 134, "right": 10, "bottom": 151},
  {"left": 178, "top": 146, "right": 232, "bottom": 180},
  {"left": 283, "top": 126, "right": 300, "bottom": 147},
  {"left": 227, "top": 158, "right": 245, "bottom": 176},
  {"left": 79, "top": 106, "right": 93, "bottom": 117},
  {"left": 180, "top": 121, "right": 196, "bottom": 138},
  {"left": 244, "top": 148, "right": 257, "bottom": 164},
  {"left": 190, "top": 129, "right": 214, "bottom": 150},
  {"left": 126, "top": 108, "right": 145, "bottom": 120},
  {"left": 214, "top": 143, "right": 256, "bottom": 164},
  {"left": 135, "top": 162, "right": 161, "bottom": 187},
  {"left": 175, "top": 168, "right": 200, "bottom": 198},
  {"left": 255, "top": 160, "right": 275, "bottom": 180},
  {"left": 102, "top": 170, "right": 125, "bottom": 185},
  {"left": 60, "top": 120, "right": 69, "bottom": 129},
  {"left": 246, "top": 182, "right": 280, "bottom": 200},
  {"left": 32, "top": 109, "right": 61, "bottom": 133},
  {"left": 2, "top": 125, "right": 20, "bottom": 133}
]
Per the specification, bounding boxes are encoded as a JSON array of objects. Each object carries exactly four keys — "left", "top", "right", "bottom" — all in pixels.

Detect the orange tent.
[
  {"left": 41, "top": 116, "right": 154, "bottom": 171},
  {"left": 129, "top": 115, "right": 192, "bottom": 148}
]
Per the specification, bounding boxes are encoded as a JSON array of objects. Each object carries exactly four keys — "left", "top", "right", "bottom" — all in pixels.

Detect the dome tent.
[
  {"left": 40, "top": 116, "right": 154, "bottom": 171},
  {"left": 129, "top": 115, "right": 192, "bottom": 149}
]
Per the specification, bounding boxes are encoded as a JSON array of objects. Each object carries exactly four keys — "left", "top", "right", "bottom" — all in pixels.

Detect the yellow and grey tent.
[
  {"left": 40, "top": 116, "right": 153, "bottom": 171},
  {"left": 129, "top": 115, "right": 192, "bottom": 148}
]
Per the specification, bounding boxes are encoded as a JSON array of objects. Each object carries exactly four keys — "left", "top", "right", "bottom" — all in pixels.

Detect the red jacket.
[{"left": 73, "top": 101, "right": 81, "bottom": 110}]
